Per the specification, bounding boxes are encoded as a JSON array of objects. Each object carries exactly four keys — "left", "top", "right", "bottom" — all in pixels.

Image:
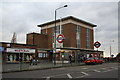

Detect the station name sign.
[{"left": 6, "top": 48, "right": 35, "bottom": 53}]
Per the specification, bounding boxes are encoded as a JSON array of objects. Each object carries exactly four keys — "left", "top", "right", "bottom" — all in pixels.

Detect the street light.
[
  {"left": 110, "top": 40, "right": 114, "bottom": 57},
  {"left": 53, "top": 5, "right": 68, "bottom": 65}
]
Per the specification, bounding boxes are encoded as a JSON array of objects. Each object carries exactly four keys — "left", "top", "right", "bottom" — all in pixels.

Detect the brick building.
[
  {"left": 27, "top": 16, "right": 103, "bottom": 63},
  {"left": 27, "top": 16, "right": 95, "bottom": 49}
]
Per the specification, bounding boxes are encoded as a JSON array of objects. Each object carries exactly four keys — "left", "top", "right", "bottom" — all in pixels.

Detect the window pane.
[{"left": 76, "top": 25, "right": 80, "bottom": 48}]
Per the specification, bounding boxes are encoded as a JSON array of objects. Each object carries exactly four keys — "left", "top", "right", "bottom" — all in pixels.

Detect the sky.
[{"left": 0, "top": 0, "right": 119, "bottom": 57}]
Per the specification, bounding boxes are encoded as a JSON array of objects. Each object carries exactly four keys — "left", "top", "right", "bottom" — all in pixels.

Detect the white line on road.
[
  {"left": 46, "top": 77, "right": 50, "bottom": 80},
  {"left": 67, "top": 73, "right": 72, "bottom": 78},
  {"left": 103, "top": 69, "right": 111, "bottom": 72},
  {"left": 110, "top": 67, "right": 118, "bottom": 70},
  {"left": 102, "top": 68, "right": 106, "bottom": 69},
  {"left": 76, "top": 75, "right": 85, "bottom": 78},
  {"left": 107, "top": 70, "right": 111, "bottom": 71},
  {"left": 81, "top": 72, "right": 89, "bottom": 76},
  {"left": 93, "top": 70, "right": 101, "bottom": 72},
  {"left": 82, "top": 68, "right": 88, "bottom": 69}
]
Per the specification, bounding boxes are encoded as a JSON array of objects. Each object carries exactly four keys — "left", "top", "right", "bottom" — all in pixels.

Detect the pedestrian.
[
  {"left": 84, "top": 56, "right": 86, "bottom": 61},
  {"left": 19, "top": 56, "right": 22, "bottom": 63},
  {"left": 29, "top": 55, "right": 33, "bottom": 65},
  {"left": 69, "top": 54, "right": 72, "bottom": 64},
  {"left": 32, "top": 57, "right": 37, "bottom": 65}
]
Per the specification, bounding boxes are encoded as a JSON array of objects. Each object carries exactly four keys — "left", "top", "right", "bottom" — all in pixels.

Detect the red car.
[{"left": 84, "top": 57, "right": 103, "bottom": 65}]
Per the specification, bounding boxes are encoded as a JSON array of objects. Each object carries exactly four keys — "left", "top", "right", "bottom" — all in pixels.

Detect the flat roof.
[
  {"left": 0, "top": 42, "right": 36, "bottom": 46},
  {"left": 37, "top": 16, "right": 97, "bottom": 27}
]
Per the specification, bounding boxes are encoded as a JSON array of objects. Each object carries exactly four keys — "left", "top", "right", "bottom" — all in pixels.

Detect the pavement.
[
  {"left": 2, "top": 62, "right": 119, "bottom": 79},
  {"left": 2, "top": 61, "right": 118, "bottom": 73},
  {"left": 2, "top": 61, "right": 85, "bottom": 73}
]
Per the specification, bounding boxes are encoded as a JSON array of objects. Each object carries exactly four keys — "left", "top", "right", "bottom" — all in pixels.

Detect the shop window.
[
  {"left": 7, "top": 53, "right": 18, "bottom": 62},
  {"left": 24, "top": 54, "right": 30, "bottom": 61},
  {"left": 9, "top": 54, "right": 13, "bottom": 62},
  {"left": 86, "top": 28, "right": 90, "bottom": 48},
  {"left": 38, "top": 53, "right": 48, "bottom": 58},
  {"left": 38, "top": 53, "right": 42, "bottom": 58},
  {"left": 56, "top": 25, "right": 63, "bottom": 34},
  {"left": 76, "top": 25, "right": 80, "bottom": 48}
]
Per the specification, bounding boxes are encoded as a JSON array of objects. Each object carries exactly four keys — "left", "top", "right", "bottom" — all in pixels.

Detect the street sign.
[
  {"left": 57, "top": 34, "right": 65, "bottom": 43},
  {"left": 94, "top": 41, "right": 101, "bottom": 48}
]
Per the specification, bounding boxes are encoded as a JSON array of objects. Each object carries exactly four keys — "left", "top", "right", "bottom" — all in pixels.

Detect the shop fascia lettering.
[
  {"left": 6, "top": 48, "right": 35, "bottom": 53},
  {"left": 14, "top": 49, "right": 29, "bottom": 53}
]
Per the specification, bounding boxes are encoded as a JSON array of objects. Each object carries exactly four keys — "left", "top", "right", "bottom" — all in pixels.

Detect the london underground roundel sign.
[
  {"left": 57, "top": 34, "right": 65, "bottom": 43},
  {"left": 94, "top": 41, "right": 101, "bottom": 48}
]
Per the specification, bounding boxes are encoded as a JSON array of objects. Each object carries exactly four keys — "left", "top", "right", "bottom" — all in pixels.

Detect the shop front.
[
  {"left": 80, "top": 49, "right": 103, "bottom": 60},
  {"left": 53, "top": 48, "right": 103, "bottom": 64},
  {"left": 6, "top": 48, "right": 35, "bottom": 63},
  {"left": 54, "top": 49, "right": 76, "bottom": 63},
  {"left": 37, "top": 49, "right": 49, "bottom": 62}
]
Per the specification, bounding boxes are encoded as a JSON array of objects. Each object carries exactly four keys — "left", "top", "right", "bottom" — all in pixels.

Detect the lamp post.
[
  {"left": 110, "top": 40, "right": 114, "bottom": 57},
  {"left": 53, "top": 5, "right": 68, "bottom": 65}
]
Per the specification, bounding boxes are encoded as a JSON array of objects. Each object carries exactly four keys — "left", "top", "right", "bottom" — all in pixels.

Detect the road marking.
[
  {"left": 76, "top": 75, "right": 85, "bottom": 78},
  {"left": 82, "top": 68, "right": 88, "bottom": 69},
  {"left": 67, "top": 73, "right": 72, "bottom": 78},
  {"left": 81, "top": 72, "right": 89, "bottom": 76},
  {"left": 103, "top": 69, "right": 111, "bottom": 72},
  {"left": 107, "top": 70, "right": 111, "bottom": 71},
  {"left": 102, "top": 68, "right": 106, "bottom": 69},
  {"left": 46, "top": 77, "right": 50, "bottom": 80},
  {"left": 8, "top": 69, "right": 11, "bottom": 70},
  {"left": 109, "top": 67, "right": 118, "bottom": 70},
  {"left": 93, "top": 70, "right": 101, "bottom": 72}
]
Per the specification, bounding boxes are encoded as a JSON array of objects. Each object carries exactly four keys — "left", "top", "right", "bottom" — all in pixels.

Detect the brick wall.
[
  {"left": 40, "top": 23, "right": 94, "bottom": 49},
  {"left": 80, "top": 26, "right": 86, "bottom": 49},
  {"left": 41, "top": 28, "right": 53, "bottom": 49},
  {"left": 63, "top": 23, "right": 76, "bottom": 48},
  {"left": 90, "top": 29, "right": 94, "bottom": 49},
  {"left": 26, "top": 33, "right": 48, "bottom": 48}
]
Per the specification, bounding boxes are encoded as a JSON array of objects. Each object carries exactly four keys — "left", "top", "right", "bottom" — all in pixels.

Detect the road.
[{"left": 2, "top": 63, "right": 119, "bottom": 80}]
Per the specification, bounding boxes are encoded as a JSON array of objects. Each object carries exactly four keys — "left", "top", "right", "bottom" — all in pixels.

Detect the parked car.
[{"left": 84, "top": 57, "right": 103, "bottom": 65}]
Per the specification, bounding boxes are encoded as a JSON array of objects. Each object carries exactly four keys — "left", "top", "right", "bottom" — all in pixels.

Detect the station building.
[
  {"left": 26, "top": 16, "right": 103, "bottom": 63},
  {"left": 0, "top": 16, "right": 103, "bottom": 64}
]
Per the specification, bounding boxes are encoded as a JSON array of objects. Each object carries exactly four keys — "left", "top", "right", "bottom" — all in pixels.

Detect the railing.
[
  {"left": 2, "top": 58, "right": 119, "bottom": 73},
  {"left": 2, "top": 60, "right": 84, "bottom": 73}
]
